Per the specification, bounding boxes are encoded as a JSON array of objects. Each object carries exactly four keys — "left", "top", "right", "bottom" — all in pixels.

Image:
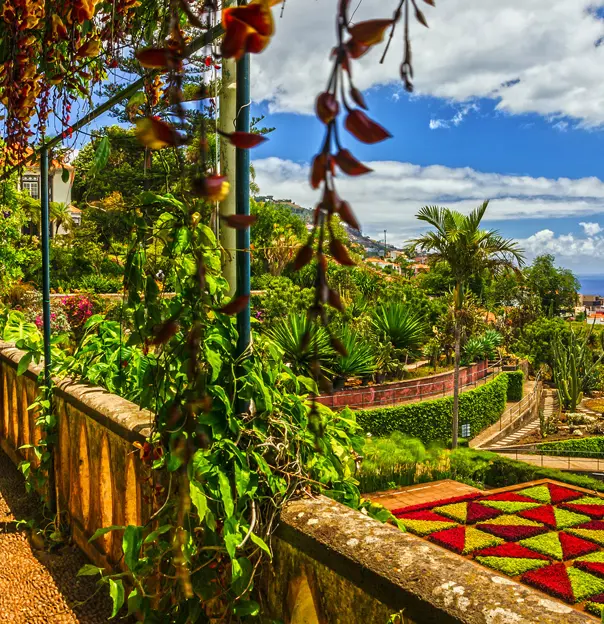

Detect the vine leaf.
[
  {"left": 143, "top": 524, "right": 172, "bottom": 545},
  {"left": 88, "top": 525, "right": 125, "bottom": 543},
  {"left": 250, "top": 532, "right": 272, "bottom": 557},
  {"left": 218, "top": 471, "right": 235, "bottom": 518},
  {"left": 109, "top": 578, "right": 125, "bottom": 619},
  {"left": 190, "top": 480, "right": 208, "bottom": 520},
  {"left": 233, "top": 600, "right": 260, "bottom": 616},
  {"left": 122, "top": 525, "right": 144, "bottom": 572},
  {"left": 77, "top": 564, "right": 103, "bottom": 577},
  {"left": 17, "top": 352, "right": 33, "bottom": 376},
  {"left": 91, "top": 136, "right": 110, "bottom": 175},
  {"left": 61, "top": 166, "right": 70, "bottom": 184}
]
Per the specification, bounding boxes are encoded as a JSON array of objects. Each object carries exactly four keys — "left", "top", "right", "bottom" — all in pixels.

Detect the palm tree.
[
  {"left": 412, "top": 201, "right": 524, "bottom": 449},
  {"left": 50, "top": 202, "right": 74, "bottom": 236}
]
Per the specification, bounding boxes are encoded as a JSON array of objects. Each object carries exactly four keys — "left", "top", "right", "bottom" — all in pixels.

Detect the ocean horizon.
[{"left": 578, "top": 276, "right": 604, "bottom": 296}]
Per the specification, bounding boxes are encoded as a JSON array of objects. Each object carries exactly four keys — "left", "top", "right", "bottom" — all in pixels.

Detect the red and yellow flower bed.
[{"left": 394, "top": 481, "right": 604, "bottom": 614}]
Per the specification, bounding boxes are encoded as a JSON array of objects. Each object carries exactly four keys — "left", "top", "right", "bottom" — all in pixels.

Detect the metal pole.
[
  {"left": 235, "top": 50, "right": 251, "bottom": 411},
  {"left": 40, "top": 146, "right": 56, "bottom": 512}
]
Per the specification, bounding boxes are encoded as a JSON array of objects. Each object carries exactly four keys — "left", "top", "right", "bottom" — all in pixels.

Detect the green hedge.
[
  {"left": 537, "top": 436, "right": 604, "bottom": 457},
  {"left": 505, "top": 370, "right": 524, "bottom": 401},
  {"left": 357, "top": 374, "right": 509, "bottom": 444}
]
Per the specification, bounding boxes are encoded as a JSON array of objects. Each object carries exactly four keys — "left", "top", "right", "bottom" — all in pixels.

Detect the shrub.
[
  {"left": 356, "top": 373, "right": 509, "bottom": 444},
  {"left": 537, "top": 437, "right": 604, "bottom": 457},
  {"left": 506, "top": 370, "right": 524, "bottom": 401}
]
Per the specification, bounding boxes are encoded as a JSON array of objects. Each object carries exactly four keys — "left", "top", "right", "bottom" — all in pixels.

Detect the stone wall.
[
  {"left": 317, "top": 361, "right": 488, "bottom": 410},
  {"left": 0, "top": 342, "right": 153, "bottom": 569}
]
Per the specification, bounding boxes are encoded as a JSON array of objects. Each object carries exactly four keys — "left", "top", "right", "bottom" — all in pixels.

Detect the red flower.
[{"left": 222, "top": 0, "right": 280, "bottom": 61}]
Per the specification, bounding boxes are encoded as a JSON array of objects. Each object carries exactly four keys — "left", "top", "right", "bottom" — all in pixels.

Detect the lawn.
[{"left": 394, "top": 481, "right": 604, "bottom": 618}]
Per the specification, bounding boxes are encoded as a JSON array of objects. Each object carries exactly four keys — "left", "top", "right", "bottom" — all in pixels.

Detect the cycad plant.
[
  {"left": 462, "top": 330, "right": 503, "bottom": 364},
  {"left": 265, "top": 313, "right": 335, "bottom": 377},
  {"left": 552, "top": 325, "right": 604, "bottom": 411},
  {"left": 332, "top": 326, "right": 377, "bottom": 379},
  {"left": 371, "top": 303, "right": 426, "bottom": 354}
]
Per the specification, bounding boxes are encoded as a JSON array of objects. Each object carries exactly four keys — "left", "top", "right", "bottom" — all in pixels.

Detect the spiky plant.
[
  {"left": 265, "top": 313, "right": 335, "bottom": 377},
  {"left": 371, "top": 303, "right": 427, "bottom": 354},
  {"left": 332, "top": 326, "right": 377, "bottom": 379}
]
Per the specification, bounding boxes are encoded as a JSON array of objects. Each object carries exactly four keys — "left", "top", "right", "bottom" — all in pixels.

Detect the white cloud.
[
  {"left": 429, "top": 102, "right": 479, "bottom": 130},
  {"left": 255, "top": 0, "right": 604, "bottom": 126},
  {"left": 519, "top": 228, "right": 604, "bottom": 270},
  {"left": 580, "top": 221, "right": 603, "bottom": 235},
  {"left": 253, "top": 156, "right": 604, "bottom": 245}
]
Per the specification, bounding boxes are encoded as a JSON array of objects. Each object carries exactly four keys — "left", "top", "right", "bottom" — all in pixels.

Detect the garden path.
[
  {"left": 486, "top": 387, "right": 557, "bottom": 450},
  {"left": 0, "top": 450, "right": 119, "bottom": 623},
  {"left": 366, "top": 479, "right": 481, "bottom": 512},
  {"left": 495, "top": 450, "right": 604, "bottom": 474}
]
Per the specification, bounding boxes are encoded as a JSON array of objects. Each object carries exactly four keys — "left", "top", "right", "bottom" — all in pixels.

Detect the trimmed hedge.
[
  {"left": 357, "top": 373, "right": 509, "bottom": 444},
  {"left": 538, "top": 436, "right": 604, "bottom": 457},
  {"left": 506, "top": 370, "right": 524, "bottom": 401}
]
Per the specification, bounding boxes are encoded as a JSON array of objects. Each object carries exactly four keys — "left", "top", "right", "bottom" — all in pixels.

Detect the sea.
[{"left": 579, "top": 276, "right": 604, "bottom": 296}]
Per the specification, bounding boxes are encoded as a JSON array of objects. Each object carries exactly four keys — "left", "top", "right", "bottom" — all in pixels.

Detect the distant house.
[
  {"left": 580, "top": 294, "right": 604, "bottom": 313},
  {"left": 20, "top": 158, "right": 79, "bottom": 234}
]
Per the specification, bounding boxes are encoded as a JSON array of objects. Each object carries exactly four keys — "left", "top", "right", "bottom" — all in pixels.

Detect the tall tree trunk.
[{"left": 452, "top": 316, "right": 461, "bottom": 449}]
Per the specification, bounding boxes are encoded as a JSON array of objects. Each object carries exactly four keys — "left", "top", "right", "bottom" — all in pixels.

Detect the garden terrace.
[
  {"left": 0, "top": 341, "right": 598, "bottom": 623},
  {"left": 317, "top": 360, "right": 489, "bottom": 410}
]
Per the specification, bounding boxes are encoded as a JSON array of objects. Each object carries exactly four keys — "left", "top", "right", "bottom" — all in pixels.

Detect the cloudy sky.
[{"left": 247, "top": 0, "right": 604, "bottom": 276}]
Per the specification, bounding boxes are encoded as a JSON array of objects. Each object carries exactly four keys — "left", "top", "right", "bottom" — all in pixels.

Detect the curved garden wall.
[{"left": 316, "top": 361, "right": 488, "bottom": 410}]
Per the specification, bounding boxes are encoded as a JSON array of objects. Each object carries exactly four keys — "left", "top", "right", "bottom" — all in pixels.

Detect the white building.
[{"left": 20, "top": 159, "right": 79, "bottom": 233}]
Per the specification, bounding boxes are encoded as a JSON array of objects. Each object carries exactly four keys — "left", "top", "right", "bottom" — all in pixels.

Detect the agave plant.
[
  {"left": 265, "top": 313, "right": 335, "bottom": 377},
  {"left": 332, "top": 326, "right": 377, "bottom": 379},
  {"left": 371, "top": 303, "right": 426, "bottom": 353},
  {"left": 462, "top": 330, "right": 503, "bottom": 365}
]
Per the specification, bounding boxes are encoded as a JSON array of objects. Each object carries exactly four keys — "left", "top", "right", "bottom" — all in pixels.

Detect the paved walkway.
[
  {"left": 366, "top": 479, "right": 481, "bottom": 512},
  {"left": 496, "top": 451, "right": 604, "bottom": 474},
  {"left": 0, "top": 450, "right": 120, "bottom": 623},
  {"left": 486, "top": 388, "right": 558, "bottom": 450}
]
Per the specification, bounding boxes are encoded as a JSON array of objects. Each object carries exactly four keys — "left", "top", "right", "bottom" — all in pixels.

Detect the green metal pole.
[
  {"left": 235, "top": 50, "right": 251, "bottom": 405},
  {"left": 40, "top": 146, "right": 56, "bottom": 512},
  {"left": 40, "top": 147, "right": 52, "bottom": 389},
  {"left": 235, "top": 52, "right": 251, "bottom": 352}
]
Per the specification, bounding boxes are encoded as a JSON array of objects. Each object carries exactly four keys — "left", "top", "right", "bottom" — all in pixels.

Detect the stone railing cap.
[{"left": 0, "top": 341, "right": 152, "bottom": 441}]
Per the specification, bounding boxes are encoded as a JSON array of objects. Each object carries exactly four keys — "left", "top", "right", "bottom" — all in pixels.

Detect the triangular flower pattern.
[{"left": 392, "top": 481, "right": 604, "bottom": 607}]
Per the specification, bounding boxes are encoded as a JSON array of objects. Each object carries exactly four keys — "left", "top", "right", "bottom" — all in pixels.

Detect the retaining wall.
[
  {"left": 0, "top": 341, "right": 153, "bottom": 569},
  {"left": 316, "top": 361, "right": 488, "bottom": 410}
]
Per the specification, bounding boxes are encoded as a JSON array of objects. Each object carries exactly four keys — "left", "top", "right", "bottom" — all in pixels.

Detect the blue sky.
[{"left": 247, "top": 0, "right": 604, "bottom": 275}]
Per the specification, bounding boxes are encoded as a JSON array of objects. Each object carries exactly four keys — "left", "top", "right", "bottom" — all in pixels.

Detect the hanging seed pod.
[
  {"left": 293, "top": 244, "right": 313, "bottom": 270},
  {"left": 315, "top": 92, "right": 339, "bottom": 124},
  {"left": 218, "top": 295, "right": 249, "bottom": 315},
  {"left": 221, "top": 214, "right": 258, "bottom": 229},
  {"left": 328, "top": 288, "right": 344, "bottom": 312},
  {"left": 329, "top": 238, "right": 355, "bottom": 266},
  {"left": 338, "top": 200, "right": 361, "bottom": 231}
]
